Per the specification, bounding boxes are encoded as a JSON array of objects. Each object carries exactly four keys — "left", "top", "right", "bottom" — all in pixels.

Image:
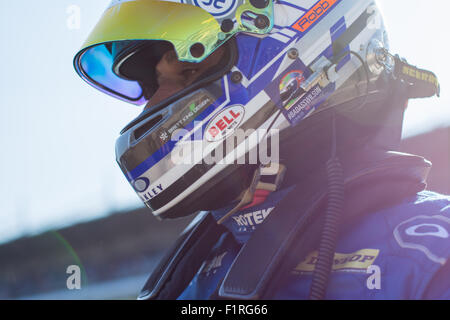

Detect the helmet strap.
[{"left": 217, "top": 164, "right": 286, "bottom": 225}]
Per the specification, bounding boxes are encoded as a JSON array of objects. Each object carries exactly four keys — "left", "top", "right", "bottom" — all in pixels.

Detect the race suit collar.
[{"left": 211, "top": 151, "right": 432, "bottom": 244}]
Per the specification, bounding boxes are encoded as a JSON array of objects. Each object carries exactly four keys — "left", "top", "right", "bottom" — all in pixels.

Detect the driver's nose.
[{"left": 145, "top": 80, "right": 184, "bottom": 109}]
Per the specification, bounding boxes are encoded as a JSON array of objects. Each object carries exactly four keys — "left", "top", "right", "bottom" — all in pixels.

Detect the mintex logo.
[
  {"left": 292, "top": 0, "right": 338, "bottom": 32},
  {"left": 232, "top": 207, "right": 274, "bottom": 228}
]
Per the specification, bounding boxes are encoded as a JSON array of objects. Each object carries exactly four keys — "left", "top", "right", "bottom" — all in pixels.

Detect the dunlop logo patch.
[{"left": 293, "top": 249, "right": 380, "bottom": 274}]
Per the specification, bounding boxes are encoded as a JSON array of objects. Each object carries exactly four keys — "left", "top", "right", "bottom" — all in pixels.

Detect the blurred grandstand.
[
  {"left": 0, "top": 127, "right": 448, "bottom": 300},
  {"left": 0, "top": 207, "right": 193, "bottom": 300}
]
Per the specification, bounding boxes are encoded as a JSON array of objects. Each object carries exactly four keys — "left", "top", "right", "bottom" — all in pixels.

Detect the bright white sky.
[{"left": 0, "top": 0, "right": 449, "bottom": 244}]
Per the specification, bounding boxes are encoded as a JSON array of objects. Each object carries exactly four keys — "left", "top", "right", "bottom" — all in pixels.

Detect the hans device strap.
[
  {"left": 218, "top": 152, "right": 431, "bottom": 299},
  {"left": 138, "top": 212, "right": 227, "bottom": 300}
]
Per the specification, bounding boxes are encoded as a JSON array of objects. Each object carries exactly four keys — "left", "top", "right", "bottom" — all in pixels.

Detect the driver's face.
[{"left": 144, "top": 46, "right": 226, "bottom": 110}]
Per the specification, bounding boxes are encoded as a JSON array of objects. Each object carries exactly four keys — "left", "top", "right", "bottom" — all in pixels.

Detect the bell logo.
[{"left": 205, "top": 105, "right": 245, "bottom": 142}]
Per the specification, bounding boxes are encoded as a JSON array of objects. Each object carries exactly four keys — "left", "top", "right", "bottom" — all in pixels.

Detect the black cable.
[
  {"left": 308, "top": 50, "right": 371, "bottom": 300},
  {"left": 308, "top": 109, "right": 345, "bottom": 300},
  {"left": 348, "top": 50, "right": 371, "bottom": 110}
]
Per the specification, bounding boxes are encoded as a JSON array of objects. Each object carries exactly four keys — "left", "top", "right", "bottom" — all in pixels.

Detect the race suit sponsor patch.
[
  {"left": 393, "top": 215, "right": 450, "bottom": 265},
  {"left": 232, "top": 207, "right": 274, "bottom": 230},
  {"left": 293, "top": 249, "right": 380, "bottom": 274},
  {"left": 201, "top": 252, "right": 228, "bottom": 275}
]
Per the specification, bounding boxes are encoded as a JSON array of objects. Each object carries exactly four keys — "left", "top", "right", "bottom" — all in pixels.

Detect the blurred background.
[{"left": 0, "top": 0, "right": 448, "bottom": 299}]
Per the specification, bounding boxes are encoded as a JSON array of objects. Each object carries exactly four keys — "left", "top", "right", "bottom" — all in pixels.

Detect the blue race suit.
[{"left": 178, "top": 189, "right": 450, "bottom": 300}]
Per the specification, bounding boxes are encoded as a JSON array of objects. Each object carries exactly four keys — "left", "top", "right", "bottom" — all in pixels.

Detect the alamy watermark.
[
  {"left": 366, "top": 265, "right": 381, "bottom": 290},
  {"left": 66, "top": 265, "right": 82, "bottom": 290},
  {"left": 169, "top": 124, "right": 280, "bottom": 169},
  {"left": 66, "top": 5, "right": 81, "bottom": 30}
]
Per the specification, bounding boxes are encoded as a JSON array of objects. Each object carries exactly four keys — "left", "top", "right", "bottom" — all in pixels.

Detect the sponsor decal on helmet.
[
  {"left": 158, "top": 93, "right": 213, "bottom": 143},
  {"left": 132, "top": 177, "right": 150, "bottom": 193},
  {"left": 279, "top": 70, "right": 305, "bottom": 109},
  {"left": 205, "top": 105, "right": 245, "bottom": 142},
  {"left": 285, "top": 84, "right": 322, "bottom": 122},
  {"left": 292, "top": 0, "right": 340, "bottom": 33},
  {"left": 109, "top": 0, "right": 242, "bottom": 19},
  {"left": 132, "top": 177, "right": 165, "bottom": 201},
  {"left": 185, "top": 0, "right": 242, "bottom": 19},
  {"left": 266, "top": 59, "right": 336, "bottom": 126},
  {"left": 141, "top": 183, "right": 165, "bottom": 201}
]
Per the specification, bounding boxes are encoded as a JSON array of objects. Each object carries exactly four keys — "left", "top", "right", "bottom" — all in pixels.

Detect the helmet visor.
[{"left": 73, "top": 0, "right": 273, "bottom": 105}]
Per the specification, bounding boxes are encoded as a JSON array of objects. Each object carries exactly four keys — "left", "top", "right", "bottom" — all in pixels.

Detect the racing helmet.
[{"left": 74, "top": 0, "right": 395, "bottom": 219}]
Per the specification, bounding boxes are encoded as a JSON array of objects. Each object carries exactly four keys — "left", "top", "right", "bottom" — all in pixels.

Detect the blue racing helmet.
[{"left": 75, "top": 0, "right": 397, "bottom": 219}]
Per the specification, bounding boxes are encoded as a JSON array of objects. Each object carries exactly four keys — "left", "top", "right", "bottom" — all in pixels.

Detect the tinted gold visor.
[{"left": 73, "top": 0, "right": 273, "bottom": 105}]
